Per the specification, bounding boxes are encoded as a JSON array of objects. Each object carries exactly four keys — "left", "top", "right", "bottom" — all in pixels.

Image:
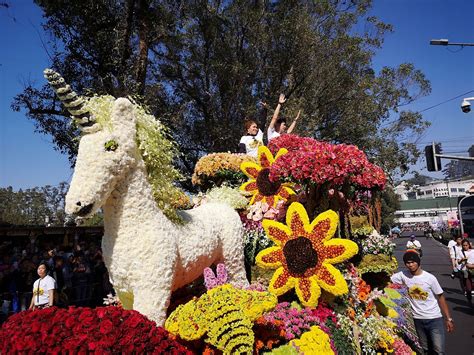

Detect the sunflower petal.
[
  {"left": 240, "top": 180, "right": 258, "bottom": 193},
  {"left": 322, "top": 239, "right": 359, "bottom": 264},
  {"left": 256, "top": 246, "right": 283, "bottom": 269},
  {"left": 268, "top": 267, "right": 295, "bottom": 296},
  {"left": 241, "top": 161, "right": 261, "bottom": 179},
  {"left": 257, "top": 146, "right": 275, "bottom": 168},
  {"left": 316, "top": 264, "right": 348, "bottom": 296},
  {"left": 264, "top": 195, "right": 276, "bottom": 208},
  {"left": 278, "top": 186, "right": 295, "bottom": 200},
  {"left": 295, "top": 276, "right": 321, "bottom": 307},
  {"left": 274, "top": 148, "right": 288, "bottom": 161},
  {"left": 262, "top": 219, "right": 292, "bottom": 245},
  {"left": 309, "top": 210, "right": 338, "bottom": 242},
  {"left": 286, "top": 202, "right": 309, "bottom": 235},
  {"left": 250, "top": 193, "right": 264, "bottom": 205}
]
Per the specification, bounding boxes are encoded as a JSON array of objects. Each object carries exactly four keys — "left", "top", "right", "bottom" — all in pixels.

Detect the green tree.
[
  {"left": 0, "top": 183, "right": 69, "bottom": 226},
  {"left": 405, "top": 172, "right": 433, "bottom": 187},
  {"left": 12, "top": 0, "right": 430, "bottom": 178},
  {"left": 380, "top": 186, "right": 400, "bottom": 234}
]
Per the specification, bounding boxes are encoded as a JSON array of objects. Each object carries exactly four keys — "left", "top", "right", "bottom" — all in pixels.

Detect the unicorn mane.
[{"left": 84, "top": 95, "right": 187, "bottom": 222}]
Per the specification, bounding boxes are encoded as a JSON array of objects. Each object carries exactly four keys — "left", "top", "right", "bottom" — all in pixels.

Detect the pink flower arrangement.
[
  {"left": 0, "top": 306, "right": 191, "bottom": 354},
  {"left": 268, "top": 134, "right": 386, "bottom": 190},
  {"left": 393, "top": 338, "right": 414, "bottom": 355},
  {"left": 263, "top": 302, "right": 336, "bottom": 342}
]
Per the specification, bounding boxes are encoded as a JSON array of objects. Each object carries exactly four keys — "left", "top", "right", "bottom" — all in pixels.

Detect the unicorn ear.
[{"left": 111, "top": 98, "right": 136, "bottom": 140}]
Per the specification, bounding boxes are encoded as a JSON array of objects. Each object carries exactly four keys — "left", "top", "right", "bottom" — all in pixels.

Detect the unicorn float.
[{"left": 44, "top": 69, "right": 248, "bottom": 326}]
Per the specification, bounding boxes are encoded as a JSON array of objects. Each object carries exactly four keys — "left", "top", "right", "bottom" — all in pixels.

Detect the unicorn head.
[
  {"left": 45, "top": 69, "right": 138, "bottom": 217},
  {"left": 66, "top": 98, "right": 138, "bottom": 217}
]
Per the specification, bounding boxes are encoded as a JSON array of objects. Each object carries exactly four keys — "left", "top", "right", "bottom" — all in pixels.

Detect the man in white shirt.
[
  {"left": 448, "top": 235, "right": 462, "bottom": 279},
  {"left": 457, "top": 238, "right": 473, "bottom": 301},
  {"left": 406, "top": 234, "right": 422, "bottom": 257},
  {"left": 391, "top": 251, "right": 453, "bottom": 354}
]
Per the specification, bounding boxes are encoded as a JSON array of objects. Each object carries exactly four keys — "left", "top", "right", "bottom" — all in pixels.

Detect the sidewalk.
[{"left": 393, "top": 236, "right": 473, "bottom": 355}]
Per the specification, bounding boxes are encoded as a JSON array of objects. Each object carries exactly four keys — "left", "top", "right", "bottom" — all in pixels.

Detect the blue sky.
[{"left": 1, "top": 0, "right": 473, "bottom": 189}]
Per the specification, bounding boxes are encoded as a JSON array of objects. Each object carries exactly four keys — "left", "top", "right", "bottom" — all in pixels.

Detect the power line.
[{"left": 419, "top": 90, "right": 474, "bottom": 113}]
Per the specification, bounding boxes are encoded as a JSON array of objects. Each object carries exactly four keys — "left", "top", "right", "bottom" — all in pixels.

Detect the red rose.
[{"left": 99, "top": 319, "right": 113, "bottom": 335}]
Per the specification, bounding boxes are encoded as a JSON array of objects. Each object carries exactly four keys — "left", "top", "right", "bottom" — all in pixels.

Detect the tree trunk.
[{"left": 135, "top": 0, "right": 150, "bottom": 96}]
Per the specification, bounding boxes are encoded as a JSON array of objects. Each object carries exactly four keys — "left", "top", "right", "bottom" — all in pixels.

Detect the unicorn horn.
[{"left": 43, "top": 68, "right": 94, "bottom": 128}]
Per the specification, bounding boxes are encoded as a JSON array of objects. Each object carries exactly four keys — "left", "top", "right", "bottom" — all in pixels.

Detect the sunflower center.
[
  {"left": 256, "top": 168, "right": 281, "bottom": 196},
  {"left": 283, "top": 237, "right": 318, "bottom": 276}
]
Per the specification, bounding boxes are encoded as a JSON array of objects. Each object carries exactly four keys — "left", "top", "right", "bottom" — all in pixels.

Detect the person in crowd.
[
  {"left": 238, "top": 119, "right": 264, "bottom": 157},
  {"left": 447, "top": 234, "right": 457, "bottom": 250},
  {"left": 424, "top": 228, "right": 433, "bottom": 240},
  {"left": 267, "top": 93, "right": 301, "bottom": 141},
  {"left": 406, "top": 234, "right": 423, "bottom": 257},
  {"left": 449, "top": 235, "right": 463, "bottom": 279},
  {"left": 391, "top": 250, "right": 454, "bottom": 354},
  {"left": 72, "top": 252, "right": 91, "bottom": 306},
  {"left": 18, "top": 255, "right": 36, "bottom": 311},
  {"left": 456, "top": 238, "right": 473, "bottom": 302},
  {"left": 29, "top": 262, "right": 56, "bottom": 310}
]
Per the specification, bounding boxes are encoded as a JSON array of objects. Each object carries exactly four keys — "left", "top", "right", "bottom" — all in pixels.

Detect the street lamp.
[
  {"left": 430, "top": 38, "right": 474, "bottom": 47},
  {"left": 461, "top": 97, "right": 474, "bottom": 113}
]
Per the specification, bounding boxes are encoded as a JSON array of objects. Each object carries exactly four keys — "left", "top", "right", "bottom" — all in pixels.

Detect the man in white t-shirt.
[
  {"left": 29, "top": 262, "right": 56, "bottom": 310},
  {"left": 391, "top": 251, "right": 454, "bottom": 354},
  {"left": 406, "top": 235, "right": 422, "bottom": 257},
  {"left": 448, "top": 235, "right": 462, "bottom": 279},
  {"left": 457, "top": 238, "right": 473, "bottom": 301}
]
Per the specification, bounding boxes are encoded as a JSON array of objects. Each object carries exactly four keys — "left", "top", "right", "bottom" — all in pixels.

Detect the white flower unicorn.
[{"left": 44, "top": 69, "right": 248, "bottom": 325}]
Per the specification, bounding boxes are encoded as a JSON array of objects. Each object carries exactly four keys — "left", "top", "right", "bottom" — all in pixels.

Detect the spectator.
[
  {"left": 456, "top": 239, "right": 473, "bottom": 303},
  {"left": 72, "top": 254, "right": 91, "bottom": 307},
  {"left": 29, "top": 262, "right": 56, "bottom": 310},
  {"left": 406, "top": 235, "right": 423, "bottom": 257},
  {"left": 391, "top": 251, "right": 454, "bottom": 354},
  {"left": 449, "top": 235, "right": 462, "bottom": 279},
  {"left": 0, "top": 235, "right": 114, "bottom": 322}
]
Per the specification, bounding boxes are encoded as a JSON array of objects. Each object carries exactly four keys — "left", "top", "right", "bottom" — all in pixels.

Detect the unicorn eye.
[{"left": 104, "top": 140, "right": 119, "bottom": 151}]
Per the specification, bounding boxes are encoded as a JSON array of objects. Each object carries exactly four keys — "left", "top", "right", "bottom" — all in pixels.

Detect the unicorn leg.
[
  {"left": 133, "top": 285, "right": 171, "bottom": 326},
  {"left": 220, "top": 217, "right": 249, "bottom": 288},
  {"left": 132, "top": 254, "right": 177, "bottom": 327}
]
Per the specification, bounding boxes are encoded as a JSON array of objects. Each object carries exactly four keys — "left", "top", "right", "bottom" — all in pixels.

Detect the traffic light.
[{"left": 425, "top": 143, "right": 442, "bottom": 171}]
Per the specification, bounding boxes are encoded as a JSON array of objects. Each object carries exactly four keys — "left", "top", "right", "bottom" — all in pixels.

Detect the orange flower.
[
  {"left": 240, "top": 146, "right": 295, "bottom": 207},
  {"left": 347, "top": 307, "right": 356, "bottom": 320},
  {"left": 358, "top": 291, "right": 369, "bottom": 302},
  {"left": 256, "top": 202, "right": 359, "bottom": 307},
  {"left": 364, "top": 301, "right": 374, "bottom": 318}
]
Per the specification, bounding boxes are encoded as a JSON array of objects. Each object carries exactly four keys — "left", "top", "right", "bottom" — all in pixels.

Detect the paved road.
[{"left": 393, "top": 236, "right": 473, "bottom": 354}]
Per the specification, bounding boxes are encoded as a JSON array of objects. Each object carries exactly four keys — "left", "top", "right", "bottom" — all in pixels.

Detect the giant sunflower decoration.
[
  {"left": 240, "top": 146, "right": 295, "bottom": 207},
  {"left": 256, "top": 202, "right": 358, "bottom": 307}
]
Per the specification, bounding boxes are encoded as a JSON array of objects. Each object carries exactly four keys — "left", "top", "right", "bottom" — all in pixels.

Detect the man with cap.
[
  {"left": 406, "top": 234, "right": 422, "bottom": 257},
  {"left": 391, "top": 250, "right": 454, "bottom": 354}
]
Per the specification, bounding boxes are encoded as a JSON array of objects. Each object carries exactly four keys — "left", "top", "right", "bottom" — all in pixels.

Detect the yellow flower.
[
  {"left": 165, "top": 284, "right": 277, "bottom": 354},
  {"left": 192, "top": 153, "right": 256, "bottom": 185},
  {"left": 256, "top": 202, "right": 359, "bottom": 307},
  {"left": 377, "top": 330, "right": 394, "bottom": 353},
  {"left": 290, "top": 326, "right": 334, "bottom": 354},
  {"left": 240, "top": 146, "right": 295, "bottom": 207}
]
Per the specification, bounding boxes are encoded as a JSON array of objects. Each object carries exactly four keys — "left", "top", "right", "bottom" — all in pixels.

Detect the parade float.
[{"left": 0, "top": 70, "right": 420, "bottom": 354}]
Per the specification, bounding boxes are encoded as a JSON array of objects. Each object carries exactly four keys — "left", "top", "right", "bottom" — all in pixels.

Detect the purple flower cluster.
[{"left": 203, "top": 263, "right": 228, "bottom": 290}]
